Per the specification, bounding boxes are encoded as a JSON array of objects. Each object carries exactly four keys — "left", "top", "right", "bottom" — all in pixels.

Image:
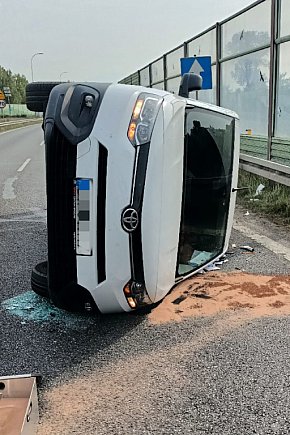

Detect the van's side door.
[{"left": 176, "top": 106, "right": 239, "bottom": 277}]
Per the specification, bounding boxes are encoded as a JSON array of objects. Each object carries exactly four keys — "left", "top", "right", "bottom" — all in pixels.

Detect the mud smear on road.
[{"left": 149, "top": 272, "right": 290, "bottom": 324}]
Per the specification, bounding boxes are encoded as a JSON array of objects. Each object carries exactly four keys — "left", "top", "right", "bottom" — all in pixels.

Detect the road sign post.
[
  {"left": 0, "top": 99, "right": 6, "bottom": 118},
  {"left": 3, "top": 87, "right": 12, "bottom": 115},
  {"left": 3, "top": 87, "right": 11, "bottom": 97},
  {"left": 180, "top": 56, "right": 212, "bottom": 90}
]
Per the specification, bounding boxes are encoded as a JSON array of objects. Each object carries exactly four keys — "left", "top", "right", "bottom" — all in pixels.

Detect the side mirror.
[{"left": 178, "top": 73, "right": 203, "bottom": 98}]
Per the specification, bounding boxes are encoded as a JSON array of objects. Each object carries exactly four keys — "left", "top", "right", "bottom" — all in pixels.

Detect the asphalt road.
[
  {"left": 1, "top": 126, "right": 290, "bottom": 434},
  {"left": 0, "top": 123, "right": 46, "bottom": 216}
]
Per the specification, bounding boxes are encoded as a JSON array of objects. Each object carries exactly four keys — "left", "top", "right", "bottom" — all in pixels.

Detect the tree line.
[{"left": 0, "top": 65, "right": 28, "bottom": 104}]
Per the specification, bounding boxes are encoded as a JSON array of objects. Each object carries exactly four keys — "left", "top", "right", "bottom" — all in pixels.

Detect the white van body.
[{"left": 40, "top": 83, "right": 239, "bottom": 313}]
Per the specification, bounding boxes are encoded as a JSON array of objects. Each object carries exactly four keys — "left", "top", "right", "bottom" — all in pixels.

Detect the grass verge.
[{"left": 237, "top": 170, "right": 290, "bottom": 227}]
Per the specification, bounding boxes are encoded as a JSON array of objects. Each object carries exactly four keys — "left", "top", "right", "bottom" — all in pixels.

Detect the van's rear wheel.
[
  {"left": 26, "top": 82, "right": 61, "bottom": 112},
  {"left": 31, "top": 261, "right": 49, "bottom": 297}
]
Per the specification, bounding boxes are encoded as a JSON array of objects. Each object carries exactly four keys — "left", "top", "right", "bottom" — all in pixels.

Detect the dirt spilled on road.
[
  {"left": 149, "top": 272, "right": 290, "bottom": 324},
  {"left": 36, "top": 272, "right": 290, "bottom": 434}
]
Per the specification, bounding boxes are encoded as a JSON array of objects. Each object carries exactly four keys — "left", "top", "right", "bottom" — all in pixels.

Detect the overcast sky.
[{"left": 1, "top": 0, "right": 254, "bottom": 83}]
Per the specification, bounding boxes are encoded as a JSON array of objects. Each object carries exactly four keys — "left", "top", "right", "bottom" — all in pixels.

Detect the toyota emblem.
[{"left": 121, "top": 207, "right": 139, "bottom": 232}]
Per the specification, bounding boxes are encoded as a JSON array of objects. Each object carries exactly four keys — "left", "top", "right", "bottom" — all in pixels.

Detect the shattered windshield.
[{"left": 177, "top": 107, "right": 235, "bottom": 277}]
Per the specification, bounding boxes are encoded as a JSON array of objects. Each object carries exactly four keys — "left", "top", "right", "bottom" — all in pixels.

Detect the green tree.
[{"left": 0, "top": 65, "right": 28, "bottom": 103}]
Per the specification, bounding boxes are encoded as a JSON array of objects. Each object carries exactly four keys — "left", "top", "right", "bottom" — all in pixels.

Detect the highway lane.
[
  {"left": 0, "top": 123, "right": 46, "bottom": 217},
  {"left": 1, "top": 126, "right": 290, "bottom": 434}
]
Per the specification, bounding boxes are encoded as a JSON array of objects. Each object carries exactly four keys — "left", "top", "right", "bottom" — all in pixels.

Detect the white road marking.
[
  {"left": 233, "top": 223, "right": 290, "bottom": 262},
  {"left": 3, "top": 176, "right": 18, "bottom": 199},
  {"left": 17, "top": 158, "right": 31, "bottom": 172},
  {"left": 40, "top": 140, "right": 44, "bottom": 146}
]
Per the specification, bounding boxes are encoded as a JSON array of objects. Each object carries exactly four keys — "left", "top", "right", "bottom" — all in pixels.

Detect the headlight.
[{"left": 127, "top": 93, "right": 163, "bottom": 146}]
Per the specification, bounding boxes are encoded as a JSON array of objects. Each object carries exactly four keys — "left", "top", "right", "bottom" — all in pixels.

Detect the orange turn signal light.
[
  {"left": 128, "top": 122, "right": 136, "bottom": 142},
  {"left": 123, "top": 283, "right": 131, "bottom": 295}
]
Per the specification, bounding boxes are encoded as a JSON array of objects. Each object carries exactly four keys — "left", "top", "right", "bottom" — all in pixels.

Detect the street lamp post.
[
  {"left": 59, "top": 71, "right": 68, "bottom": 81},
  {"left": 31, "top": 52, "right": 44, "bottom": 82}
]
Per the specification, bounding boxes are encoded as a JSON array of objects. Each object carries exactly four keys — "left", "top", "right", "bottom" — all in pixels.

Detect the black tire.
[
  {"left": 26, "top": 82, "right": 61, "bottom": 112},
  {"left": 31, "top": 261, "right": 49, "bottom": 298}
]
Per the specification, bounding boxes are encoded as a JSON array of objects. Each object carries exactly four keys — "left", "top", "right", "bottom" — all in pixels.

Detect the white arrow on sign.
[{"left": 189, "top": 59, "right": 204, "bottom": 75}]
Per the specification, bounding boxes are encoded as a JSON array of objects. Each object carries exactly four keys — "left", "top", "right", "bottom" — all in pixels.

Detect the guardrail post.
[
  {"left": 267, "top": 0, "right": 278, "bottom": 161},
  {"left": 163, "top": 55, "right": 167, "bottom": 91},
  {"left": 149, "top": 63, "right": 152, "bottom": 88},
  {"left": 216, "top": 22, "right": 221, "bottom": 107}
]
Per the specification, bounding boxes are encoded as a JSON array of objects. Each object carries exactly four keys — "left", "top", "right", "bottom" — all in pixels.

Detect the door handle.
[{"left": 232, "top": 187, "right": 249, "bottom": 192}]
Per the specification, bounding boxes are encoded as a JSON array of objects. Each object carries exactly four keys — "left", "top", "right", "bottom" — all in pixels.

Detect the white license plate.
[{"left": 74, "top": 178, "right": 92, "bottom": 256}]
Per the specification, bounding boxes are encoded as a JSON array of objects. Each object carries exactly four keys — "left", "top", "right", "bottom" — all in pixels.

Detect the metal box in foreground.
[{"left": 0, "top": 375, "right": 39, "bottom": 435}]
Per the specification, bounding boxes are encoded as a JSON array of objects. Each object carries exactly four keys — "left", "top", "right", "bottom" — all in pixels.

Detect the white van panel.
[
  {"left": 142, "top": 96, "right": 185, "bottom": 302},
  {"left": 76, "top": 87, "right": 138, "bottom": 313}
]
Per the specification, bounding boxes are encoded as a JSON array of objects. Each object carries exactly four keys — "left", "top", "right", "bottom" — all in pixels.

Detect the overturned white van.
[{"left": 26, "top": 78, "right": 239, "bottom": 313}]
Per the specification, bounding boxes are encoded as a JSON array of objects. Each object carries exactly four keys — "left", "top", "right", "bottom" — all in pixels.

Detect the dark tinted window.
[{"left": 177, "top": 108, "right": 235, "bottom": 276}]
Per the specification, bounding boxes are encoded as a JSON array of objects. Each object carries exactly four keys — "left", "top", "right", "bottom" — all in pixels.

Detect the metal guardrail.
[
  {"left": 0, "top": 119, "right": 39, "bottom": 127},
  {"left": 0, "top": 118, "right": 41, "bottom": 133},
  {"left": 239, "top": 153, "right": 290, "bottom": 187}
]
